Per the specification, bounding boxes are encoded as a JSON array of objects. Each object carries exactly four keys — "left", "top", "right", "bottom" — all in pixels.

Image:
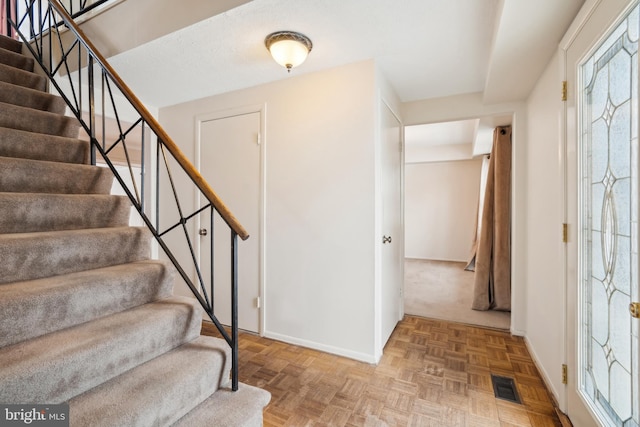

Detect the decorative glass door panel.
[{"left": 580, "top": 4, "right": 639, "bottom": 426}]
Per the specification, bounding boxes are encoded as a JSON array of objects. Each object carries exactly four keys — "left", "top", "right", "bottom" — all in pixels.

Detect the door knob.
[
  {"left": 199, "top": 228, "right": 208, "bottom": 236},
  {"left": 383, "top": 235, "right": 392, "bottom": 244},
  {"left": 630, "top": 302, "right": 640, "bottom": 319}
]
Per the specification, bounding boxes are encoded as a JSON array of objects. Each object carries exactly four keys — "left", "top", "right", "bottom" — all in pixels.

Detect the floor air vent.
[{"left": 491, "top": 375, "right": 522, "bottom": 404}]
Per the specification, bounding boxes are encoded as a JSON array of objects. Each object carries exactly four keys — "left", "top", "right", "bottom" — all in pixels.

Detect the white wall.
[
  {"left": 108, "top": 164, "right": 144, "bottom": 227},
  {"left": 401, "top": 94, "right": 527, "bottom": 334},
  {"left": 405, "top": 159, "right": 482, "bottom": 262},
  {"left": 524, "top": 52, "right": 566, "bottom": 407},
  {"left": 159, "top": 60, "right": 379, "bottom": 362}
]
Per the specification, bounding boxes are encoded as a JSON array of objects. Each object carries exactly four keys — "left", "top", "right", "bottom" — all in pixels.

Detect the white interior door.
[
  {"left": 381, "top": 102, "right": 403, "bottom": 345},
  {"left": 565, "top": 1, "right": 639, "bottom": 425},
  {"left": 199, "top": 111, "right": 261, "bottom": 333}
]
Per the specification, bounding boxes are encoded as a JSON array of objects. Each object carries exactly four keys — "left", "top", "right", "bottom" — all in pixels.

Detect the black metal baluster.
[
  {"left": 140, "top": 121, "right": 146, "bottom": 213},
  {"left": 231, "top": 230, "right": 239, "bottom": 391},
  {"left": 78, "top": 42, "right": 82, "bottom": 115},
  {"left": 88, "top": 55, "right": 95, "bottom": 165},
  {"left": 5, "top": 0, "right": 11, "bottom": 37},
  {"left": 155, "top": 138, "right": 160, "bottom": 232},
  {"left": 101, "top": 70, "right": 105, "bottom": 152},
  {"left": 210, "top": 206, "right": 215, "bottom": 317},
  {"left": 46, "top": 2, "right": 51, "bottom": 74}
]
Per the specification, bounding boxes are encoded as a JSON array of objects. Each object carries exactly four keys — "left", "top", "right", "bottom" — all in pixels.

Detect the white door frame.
[
  {"left": 374, "top": 95, "right": 405, "bottom": 361},
  {"left": 381, "top": 97, "right": 405, "bottom": 343},
  {"left": 194, "top": 104, "right": 267, "bottom": 335}
]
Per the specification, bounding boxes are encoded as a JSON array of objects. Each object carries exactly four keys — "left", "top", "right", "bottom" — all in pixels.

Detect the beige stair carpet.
[{"left": 0, "top": 32, "right": 269, "bottom": 426}]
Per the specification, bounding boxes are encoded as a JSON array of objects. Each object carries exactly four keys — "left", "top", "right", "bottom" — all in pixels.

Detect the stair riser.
[
  {"left": 173, "top": 384, "right": 271, "bottom": 427},
  {"left": 0, "top": 297, "right": 203, "bottom": 403},
  {"left": 0, "top": 193, "right": 131, "bottom": 233},
  {"left": 0, "top": 47, "right": 35, "bottom": 72},
  {"left": 0, "top": 157, "right": 113, "bottom": 195},
  {"left": 0, "top": 63, "right": 46, "bottom": 91},
  {"left": 0, "top": 81, "right": 67, "bottom": 114},
  {"left": 0, "top": 37, "right": 22, "bottom": 53},
  {"left": 0, "top": 127, "right": 90, "bottom": 164},
  {"left": 0, "top": 227, "right": 151, "bottom": 284},
  {"left": 69, "top": 336, "right": 232, "bottom": 427},
  {"left": 0, "top": 102, "right": 80, "bottom": 138}
]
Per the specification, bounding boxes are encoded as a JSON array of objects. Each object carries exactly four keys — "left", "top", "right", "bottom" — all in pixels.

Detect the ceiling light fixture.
[{"left": 264, "top": 31, "right": 313, "bottom": 73}]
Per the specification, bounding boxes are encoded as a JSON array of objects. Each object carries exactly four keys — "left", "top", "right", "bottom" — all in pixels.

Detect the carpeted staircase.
[{"left": 0, "top": 34, "right": 270, "bottom": 426}]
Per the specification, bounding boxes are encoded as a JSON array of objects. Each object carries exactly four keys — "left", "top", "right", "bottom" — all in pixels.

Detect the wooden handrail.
[{"left": 48, "top": 0, "right": 249, "bottom": 240}]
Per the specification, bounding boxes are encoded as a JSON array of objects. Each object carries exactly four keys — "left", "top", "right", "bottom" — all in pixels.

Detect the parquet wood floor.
[{"left": 201, "top": 316, "right": 563, "bottom": 427}]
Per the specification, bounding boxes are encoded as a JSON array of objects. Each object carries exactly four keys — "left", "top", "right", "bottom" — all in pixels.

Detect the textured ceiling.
[
  {"left": 108, "top": 0, "right": 498, "bottom": 108},
  {"left": 105, "top": 0, "right": 584, "bottom": 111}
]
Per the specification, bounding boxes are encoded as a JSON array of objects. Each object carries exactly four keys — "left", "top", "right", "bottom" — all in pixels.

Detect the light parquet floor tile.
[{"left": 201, "top": 315, "right": 563, "bottom": 426}]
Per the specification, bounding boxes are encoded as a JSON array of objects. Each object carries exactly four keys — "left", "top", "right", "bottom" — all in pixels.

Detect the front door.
[{"left": 565, "top": 1, "right": 639, "bottom": 425}]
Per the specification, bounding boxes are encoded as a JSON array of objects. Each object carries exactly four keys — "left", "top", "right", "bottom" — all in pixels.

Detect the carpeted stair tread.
[
  {"left": 0, "top": 81, "right": 67, "bottom": 114},
  {"left": 0, "top": 193, "right": 131, "bottom": 233},
  {"left": 0, "top": 46, "right": 34, "bottom": 72},
  {"left": 0, "top": 101, "right": 80, "bottom": 138},
  {"left": 0, "top": 156, "right": 113, "bottom": 194},
  {"left": 0, "top": 127, "right": 90, "bottom": 164},
  {"left": 172, "top": 383, "right": 271, "bottom": 427},
  {"left": 0, "top": 260, "right": 175, "bottom": 347},
  {"left": 0, "top": 226, "right": 151, "bottom": 284},
  {"left": 0, "top": 35, "right": 22, "bottom": 53},
  {"left": 69, "top": 335, "right": 232, "bottom": 427},
  {"left": 0, "top": 295, "right": 203, "bottom": 404},
  {"left": 0, "top": 62, "right": 46, "bottom": 91}
]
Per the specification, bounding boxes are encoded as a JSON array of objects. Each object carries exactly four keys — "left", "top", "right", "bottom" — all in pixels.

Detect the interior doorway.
[{"left": 403, "top": 115, "right": 512, "bottom": 329}]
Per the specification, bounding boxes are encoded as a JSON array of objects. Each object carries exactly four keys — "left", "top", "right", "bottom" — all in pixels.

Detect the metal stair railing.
[
  {"left": 54, "top": 0, "right": 112, "bottom": 20},
  {"left": 5, "top": 0, "right": 246, "bottom": 391}
]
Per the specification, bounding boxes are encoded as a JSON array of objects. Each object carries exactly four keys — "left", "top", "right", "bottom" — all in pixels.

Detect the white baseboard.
[
  {"left": 510, "top": 327, "right": 526, "bottom": 336},
  {"left": 524, "top": 336, "right": 562, "bottom": 409},
  {"left": 263, "top": 330, "right": 378, "bottom": 364}
]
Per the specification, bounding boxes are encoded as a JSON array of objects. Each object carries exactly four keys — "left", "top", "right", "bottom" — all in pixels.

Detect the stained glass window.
[{"left": 580, "top": 4, "right": 639, "bottom": 426}]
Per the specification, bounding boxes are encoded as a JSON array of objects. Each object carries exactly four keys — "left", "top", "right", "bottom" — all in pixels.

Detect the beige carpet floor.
[{"left": 404, "top": 258, "right": 511, "bottom": 330}]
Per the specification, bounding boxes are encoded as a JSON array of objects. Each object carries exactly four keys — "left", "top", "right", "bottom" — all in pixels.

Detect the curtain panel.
[
  {"left": 465, "top": 153, "right": 491, "bottom": 271},
  {"left": 471, "top": 126, "right": 512, "bottom": 311}
]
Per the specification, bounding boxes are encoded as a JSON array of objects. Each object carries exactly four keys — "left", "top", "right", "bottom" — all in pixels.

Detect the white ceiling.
[
  {"left": 106, "top": 0, "right": 584, "bottom": 109},
  {"left": 92, "top": 0, "right": 585, "bottom": 160},
  {"left": 405, "top": 120, "right": 479, "bottom": 148}
]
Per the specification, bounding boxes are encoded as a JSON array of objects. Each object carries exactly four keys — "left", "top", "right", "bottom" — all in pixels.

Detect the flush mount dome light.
[{"left": 264, "top": 31, "right": 312, "bottom": 72}]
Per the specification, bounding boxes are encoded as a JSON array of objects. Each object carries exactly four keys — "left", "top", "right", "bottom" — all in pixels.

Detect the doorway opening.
[{"left": 403, "top": 115, "right": 512, "bottom": 329}]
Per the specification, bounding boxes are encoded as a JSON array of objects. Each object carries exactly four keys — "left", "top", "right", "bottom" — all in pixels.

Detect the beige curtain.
[
  {"left": 465, "top": 153, "right": 491, "bottom": 271},
  {"left": 472, "top": 126, "right": 511, "bottom": 311}
]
